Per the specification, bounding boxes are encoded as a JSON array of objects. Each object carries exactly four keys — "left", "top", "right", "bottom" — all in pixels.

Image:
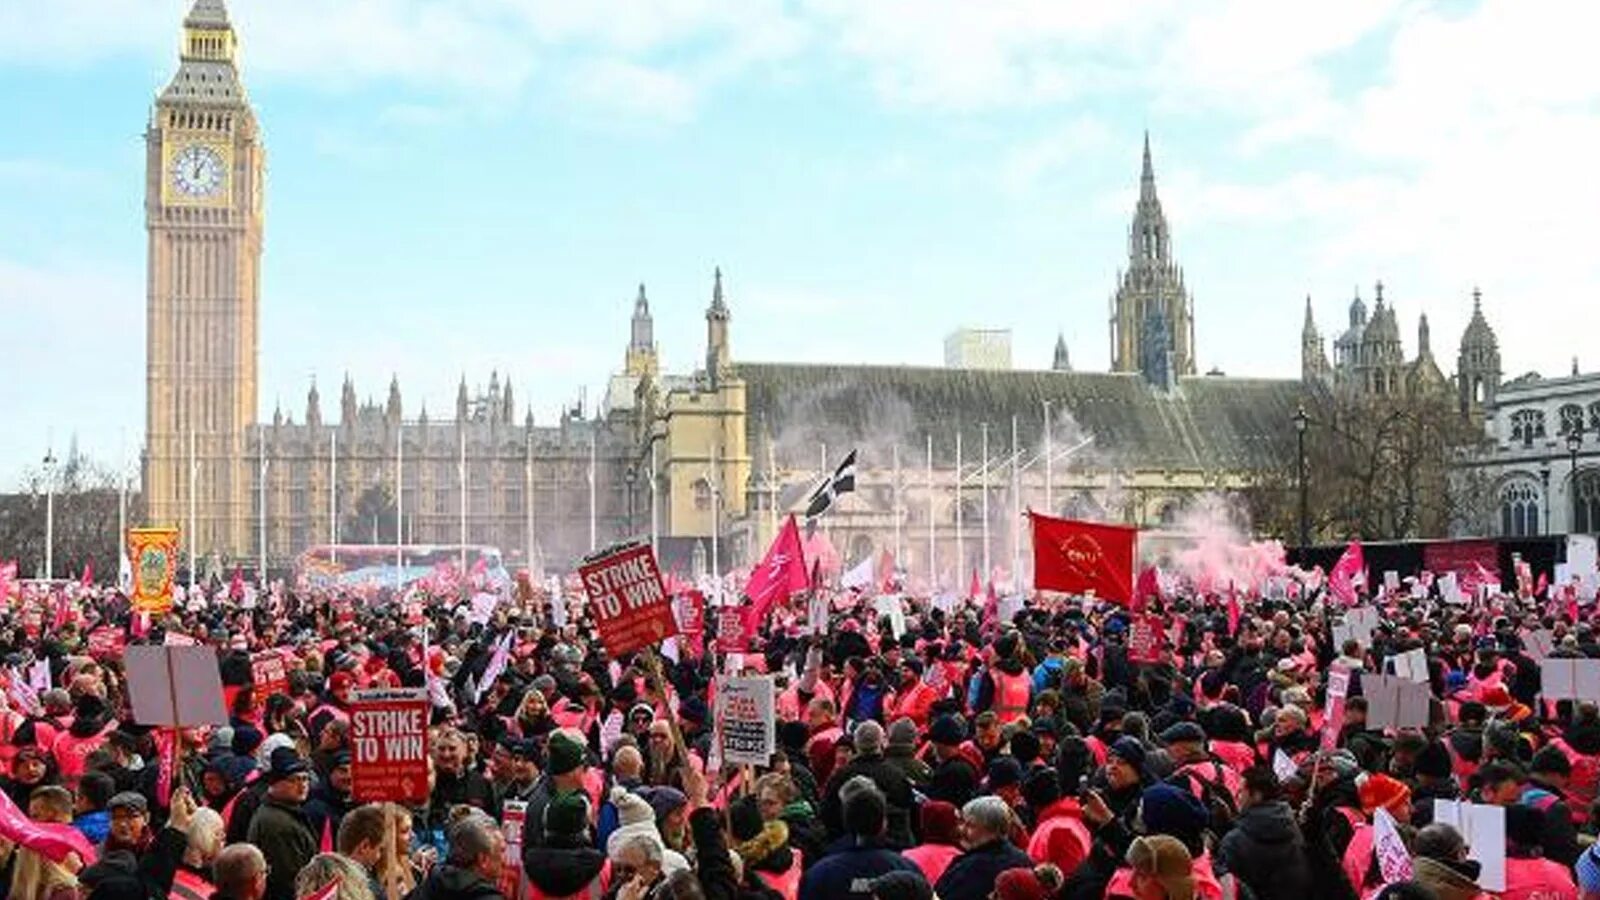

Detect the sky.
[{"left": 2, "top": 0, "right": 1598, "bottom": 490}]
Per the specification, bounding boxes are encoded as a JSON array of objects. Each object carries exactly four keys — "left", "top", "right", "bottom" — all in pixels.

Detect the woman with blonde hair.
[
  {"left": 7, "top": 845, "right": 82, "bottom": 900},
  {"left": 1111, "top": 835, "right": 1199, "bottom": 900},
  {"left": 295, "top": 853, "right": 379, "bottom": 900},
  {"left": 376, "top": 802, "right": 424, "bottom": 900}
]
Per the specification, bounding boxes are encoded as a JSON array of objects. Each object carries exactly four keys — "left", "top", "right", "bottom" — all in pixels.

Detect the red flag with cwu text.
[
  {"left": 742, "top": 515, "right": 810, "bottom": 635},
  {"left": 1030, "top": 513, "right": 1137, "bottom": 607}
]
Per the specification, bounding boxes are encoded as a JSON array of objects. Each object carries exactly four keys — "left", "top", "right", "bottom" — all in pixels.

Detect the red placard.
[
  {"left": 1127, "top": 615, "right": 1163, "bottom": 664},
  {"left": 579, "top": 543, "right": 678, "bottom": 657},
  {"left": 87, "top": 627, "right": 126, "bottom": 660},
  {"left": 251, "top": 650, "right": 289, "bottom": 699},
  {"left": 349, "top": 687, "right": 429, "bottom": 804}
]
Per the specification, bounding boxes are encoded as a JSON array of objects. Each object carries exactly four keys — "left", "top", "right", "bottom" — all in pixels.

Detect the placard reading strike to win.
[
  {"left": 350, "top": 688, "right": 429, "bottom": 804},
  {"left": 579, "top": 543, "right": 679, "bottom": 657}
]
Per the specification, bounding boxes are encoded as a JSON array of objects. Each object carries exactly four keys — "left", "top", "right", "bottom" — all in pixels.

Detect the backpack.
[{"left": 1181, "top": 761, "right": 1239, "bottom": 836}]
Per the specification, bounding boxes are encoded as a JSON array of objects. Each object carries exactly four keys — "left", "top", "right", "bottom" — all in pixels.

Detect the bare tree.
[{"left": 0, "top": 443, "right": 141, "bottom": 580}]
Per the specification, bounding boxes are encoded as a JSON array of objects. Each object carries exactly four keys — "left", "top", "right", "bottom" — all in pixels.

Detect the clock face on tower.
[{"left": 170, "top": 144, "right": 226, "bottom": 198}]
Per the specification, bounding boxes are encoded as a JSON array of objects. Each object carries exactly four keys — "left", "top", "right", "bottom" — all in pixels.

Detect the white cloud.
[{"left": 565, "top": 58, "right": 699, "bottom": 124}]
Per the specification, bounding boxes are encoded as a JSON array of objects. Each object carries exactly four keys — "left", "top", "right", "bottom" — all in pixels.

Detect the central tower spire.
[{"left": 1109, "top": 133, "right": 1195, "bottom": 381}]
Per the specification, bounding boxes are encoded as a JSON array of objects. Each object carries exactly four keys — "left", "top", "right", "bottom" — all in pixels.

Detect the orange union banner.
[
  {"left": 1029, "top": 513, "right": 1137, "bottom": 607},
  {"left": 128, "top": 527, "right": 180, "bottom": 614}
]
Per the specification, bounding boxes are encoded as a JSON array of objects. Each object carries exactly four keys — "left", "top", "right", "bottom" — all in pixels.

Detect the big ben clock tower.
[{"left": 144, "top": 0, "right": 263, "bottom": 561}]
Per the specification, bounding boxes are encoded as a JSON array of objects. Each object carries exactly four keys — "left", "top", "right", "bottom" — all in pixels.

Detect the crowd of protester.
[{"left": 0, "top": 569, "right": 1595, "bottom": 900}]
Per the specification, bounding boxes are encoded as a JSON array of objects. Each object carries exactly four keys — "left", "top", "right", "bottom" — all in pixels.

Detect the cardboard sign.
[
  {"left": 1272, "top": 748, "right": 1298, "bottom": 782},
  {"left": 1322, "top": 665, "right": 1351, "bottom": 752},
  {"left": 126, "top": 645, "right": 228, "bottom": 727},
  {"left": 499, "top": 801, "right": 527, "bottom": 898},
  {"left": 873, "top": 595, "right": 907, "bottom": 640},
  {"left": 1432, "top": 801, "right": 1505, "bottom": 891},
  {"left": 251, "top": 650, "right": 290, "bottom": 699},
  {"left": 716, "top": 675, "right": 776, "bottom": 767},
  {"left": 1539, "top": 658, "right": 1600, "bottom": 700},
  {"left": 350, "top": 687, "right": 430, "bottom": 804},
  {"left": 715, "top": 607, "right": 748, "bottom": 653},
  {"left": 1522, "top": 629, "right": 1555, "bottom": 662},
  {"left": 579, "top": 543, "right": 678, "bottom": 657},
  {"left": 1127, "top": 615, "right": 1163, "bottom": 664},
  {"left": 1387, "top": 648, "right": 1429, "bottom": 683},
  {"left": 1360, "top": 674, "right": 1431, "bottom": 730}
]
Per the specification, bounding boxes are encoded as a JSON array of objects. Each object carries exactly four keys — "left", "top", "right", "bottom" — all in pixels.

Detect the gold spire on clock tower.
[{"left": 143, "top": 0, "right": 265, "bottom": 562}]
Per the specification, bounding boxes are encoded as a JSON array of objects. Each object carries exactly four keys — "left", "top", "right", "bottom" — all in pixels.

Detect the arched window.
[
  {"left": 1560, "top": 404, "right": 1585, "bottom": 436},
  {"left": 692, "top": 478, "right": 712, "bottom": 511},
  {"left": 1511, "top": 409, "right": 1547, "bottom": 447},
  {"left": 1575, "top": 470, "right": 1600, "bottom": 534},
  {"left": 1499, "top": 480, "right": 1542, "bottom": 537},
  {"left": 1588, "top": 402, "right": 1600, "bottom": 431}
]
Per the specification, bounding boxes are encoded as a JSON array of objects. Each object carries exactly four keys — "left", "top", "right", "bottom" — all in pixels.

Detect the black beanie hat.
[{"left": 728, "top": 796, "right": 764, "bottom": 843}]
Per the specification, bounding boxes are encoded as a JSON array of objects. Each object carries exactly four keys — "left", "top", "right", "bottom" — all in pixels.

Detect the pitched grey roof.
[{"left": 736, "top": 362, "right": 1303, "bottom": 473}]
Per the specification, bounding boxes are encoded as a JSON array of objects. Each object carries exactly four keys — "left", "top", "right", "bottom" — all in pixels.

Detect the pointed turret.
[
  {"left": 306, "top": 377, "right": 321, "bottom": 428},
  {"left": 385, "top": 375, "right": 402, "bottom": 424},
  {"left": 1417, "top": 313, "right": 1432, "bottom": 358},
  {"left": 456, "top": 375, "right": 469, "bottom": 422},
  {"left": 1458, "top": 287, "right": 1502, "bottom": 419},
  {"left": 502, "top": 379, "right": 515, "bottom": 423},
  {"left": 626, "top": 283, "right": 659, "bottom": 378},
  {"left": 340, "top": 373, "right": 357, "bottom": 426},
  {"left": 185, "top": 0, "right": 230, "bottom": 27},
  {"left": 1139, "top": 130, "right": 1157, "bottom": 206},
  {"left": 1302, "top": 296, "right": 1330, "bottom": 384},
  {"left": 706, "top": 266, "right": 732, "bottom": 384},
  {"left": 1052, "top": 332, "right": 1072, "bottom": 372},
  {"left": 1112, "top": 133, "right": 1194, "bottom": 377}
]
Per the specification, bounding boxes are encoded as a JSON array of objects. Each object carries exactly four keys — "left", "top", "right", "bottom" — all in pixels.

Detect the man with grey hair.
[
  {"left": 934, "top": 796, "right": 1032, "bottom": 900},
  {"left": 820, "top": 721, "right": 915, "bottom": 847},
  {"left": 613, "top": 831, "right": 668, "bottom": 899},
  {"left": 409, "top": 812, "right": 508, "bottom": 900}
]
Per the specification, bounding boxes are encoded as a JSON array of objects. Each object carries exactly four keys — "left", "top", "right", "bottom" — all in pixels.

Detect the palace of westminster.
[{"left": 146, "top": 1, "right": 1547, "bottom": 582}]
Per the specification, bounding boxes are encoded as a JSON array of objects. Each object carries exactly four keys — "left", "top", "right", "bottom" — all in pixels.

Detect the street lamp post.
[
  {"left": 1293, "top": 406, "right": 1310, "bottom": 549},
  {"left": 42, "top": 448, "right": 57, "bottom": 580},
  {"left": 1540, "top": 459, "right": 1552, "bottom": 535}
]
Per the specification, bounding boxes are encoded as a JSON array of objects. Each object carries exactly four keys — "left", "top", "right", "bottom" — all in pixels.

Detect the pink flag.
[
  {"left": 0, "top": 787, "right": 96, "bottom": 865},
  {"left": 968, "top": 568, "right": 981, "bottom": 601},
  {"left": 1328, "top": 542, "right": 1365, "bottom": 606},
  {"left": 1133, "top": 566, "right": 1160, "bottom": 613},
  {"left": 79, "top": 561, "right": 93, "bottom": 588}
]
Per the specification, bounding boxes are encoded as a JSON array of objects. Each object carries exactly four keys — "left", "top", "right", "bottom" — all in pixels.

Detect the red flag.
[
  {"left": 1029, "top": 513, "right": 1136, "bottom": 607},
  {"left": 743, "top": 516, "right": 809, "bottom": 630},
  {"left": 229, "top": 566, "right": 245, "bottom": 601},
  {"left": 1536, "top": 571, "right": 1549, "bottom": 598},
  {"left": 968, "top": 569, "right": 981, "bottom": 601},
  {"left": 79, "top": 561, "right": 93, "bottom": 588},
  {"left": 1133, "top": 566, "right": 1160, "bottom": 613},
  {"left": 1328, "top": 541, "right": 1365, "bottom": 606}
]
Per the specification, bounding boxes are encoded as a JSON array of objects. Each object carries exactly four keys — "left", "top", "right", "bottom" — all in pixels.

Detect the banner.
[
  {"left": 1322, "top": 665, "right": 1350, "bottom": 752},
  {"left": 715, "top": 607, "right": 748, "bottom": 653},
  {"left": 579, "top": 543, "right": 678, "bottom": 657},
  {"left": 1328, "top": 542, "right": 1365, "bottom": 606},
  {"left": 350, "top": 687, "right": 430, "bottom": 804},
  {"left": 251, "top": 650, "right": 290, "bottom": 699},
  {"left": 1127, "top": 615, "right": 1163, "bottom": 664},
  {"left": 1029, "top": 514, "right": 1136, "bottom": 606},
  {"left": 716, "top": 675, "right": 776, "bottom": 767},
  {"left": 1423, "top": 539, "right": 1499, "bottom": 595},
  {"left": 86, "top": 627, "right": 125, "bottom": 660},
  {"left": 128, "top": 527, "right": 180, "bottom": 615}
]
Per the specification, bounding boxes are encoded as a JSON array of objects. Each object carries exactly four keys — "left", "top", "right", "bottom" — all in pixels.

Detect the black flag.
[{"left": 804, "top": 449, "right": 857, "bottom": 520}]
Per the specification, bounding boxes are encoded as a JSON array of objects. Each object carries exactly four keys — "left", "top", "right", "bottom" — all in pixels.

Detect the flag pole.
[
  {"left": 187, "top": 427, "right": 196, "bottom": 590},
  {"left": 459, "top": 425, "right": 468, "bottom": 576},
  {"left": 892, "top": 443, "right": 902, "bottom": 570},
  {"left": 1011, "top": 414, "right": 1021, "bottom": 593},
  {"left": 1043, "top": 400, "right": 1053, "bottom": 515},
  {"left": 981, "top": 422, "right": 991, "bottom": 587},
  {"left": 955, "top": 430, "right": 964, "bottom": 579},
  {"left": 588, "top": 430, "right": 597, "bottom": 552},
  {"left": 767, "top": 427, "right": 778, "bottom": 543},
  {"left": 118, "top": 430, "right": 127, "bottom": 588},
  {"left": 649, "top": 438, "right": 658, "bottom": 559},
  {"left": 395, "top": 425, "right": 404, "bottom": 588},
  {"left": 710, "top": 442, "right": 720, "bottom": 605},
  {"left": 258, "top": 425, "right": 267, "bottom": 586},
  {"left": 926, "top": 434, "right": 935, "bottom": 593},
  {"left": 526, "top": 431, "right": 535, "bottom": 577},
  {"left": 329, "top": 430, "right": 338, "bottom": 563}
]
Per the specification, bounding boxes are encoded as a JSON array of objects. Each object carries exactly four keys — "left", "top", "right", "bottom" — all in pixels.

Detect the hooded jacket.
[
  {"left": 1215, "top": 801, "right": 1313, "bottom": 900},
  {"left": 523, "top": 836, "right": 609, "bottom": 899},
  {"left": 1412, "top": 857, "right": 1485, "bottom": 900}
]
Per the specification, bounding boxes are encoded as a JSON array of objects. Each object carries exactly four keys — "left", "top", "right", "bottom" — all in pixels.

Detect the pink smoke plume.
[{"left": 1162, "top": 495, "right": 1289, "bottom": 596}]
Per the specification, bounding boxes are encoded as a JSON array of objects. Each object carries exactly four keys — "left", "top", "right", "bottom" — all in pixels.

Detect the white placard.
[
  {"left": 1522, "top": 629, "right": 1555, "bottom": 662},
  {"left": 1360, "top": 674, "right": 1431, "bottom": 730},
  {"left": 126, "top": 645, "right": 228, "bottom": 727},
  {"left": 874, "top": 594, "right": 907, "bottom": 640},
  {"left": 716, "top": 675, "right": 776, "bottom": 767},
  {"left": 1387, "top": 648, "right": 1429, "bottom": 683},
  {"left": 1431, "top": 801, "right": 1505, "bottom": 892},
  {"left": 1539, "top": 658, "right": 1600, "bottom": 700},
  {"left": 1272, "top": 748, "right": 1298, "bottom": 782}
]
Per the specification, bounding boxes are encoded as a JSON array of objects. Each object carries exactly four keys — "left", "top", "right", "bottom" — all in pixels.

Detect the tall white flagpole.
[
  {"left": 329, "top": 431, "right": 338, "bottom": 563},
  {"left": 258, "top": 425, "right": 268, "bottom": 586},
  {"left": 1043, "top": 400, "right": 1053, "bottom": 516},
  {"left": 981, "top": 422, "right": 990, "bottom": 587},
  {"left": 892, "top": 443, "right": 902, "bottom": 569},
  {"left": 955, "top": 430, "right": 964, "bottom": 581},
  {"left": 710, "top": 443, "right": 720, "bottom": 604},
  {"left": 395, "top": 426, "right": 404, "bottom": 587},
  {"left": 459, "top": 426, "right": 468, "bottom": 575},
  {"left": 649, "top": 439, "right": 659, "bottom": 558},
  {"left": 926, "top": 434, "right": 935, "bottom": 592},
  {"left": 1011, "top": 414, "right": 1021, "bottom": 592},
  {"left": 526, "top": 432, "right": 535, "bottom": 576},
  {"left": 117, "top": 430, "right": 127, "bottom": 585},
  {"left": 588, "top": 431, "right": 597, "bottom": 552},
  {"left": 767, "top": 432, "right": 778, "bottom": 542},
  {"left": 188, "top": 427, "right": 197, "bottom": 589}
]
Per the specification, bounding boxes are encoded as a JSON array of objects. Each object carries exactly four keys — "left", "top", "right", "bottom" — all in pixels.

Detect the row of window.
[
  {"left": 1498, "top": 471, "right": 1600, "bottom": 535},
  {"left": 1508, "top": 402, "right": 1600, "bottom": 446}
]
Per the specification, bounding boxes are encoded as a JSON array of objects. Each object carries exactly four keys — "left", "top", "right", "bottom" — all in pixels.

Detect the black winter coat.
[
  {"left": 1215, "top": 801, "right": 1313, "bottom": 900},
  {"left": 820, "top": 753, "right": 916, "bottom": 848},
  {"left": 934, "top": 839, "right": 1033, "bottom": 900},
  {"left": 408, "top": 864, "right": 507, "bottom": 900}
]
